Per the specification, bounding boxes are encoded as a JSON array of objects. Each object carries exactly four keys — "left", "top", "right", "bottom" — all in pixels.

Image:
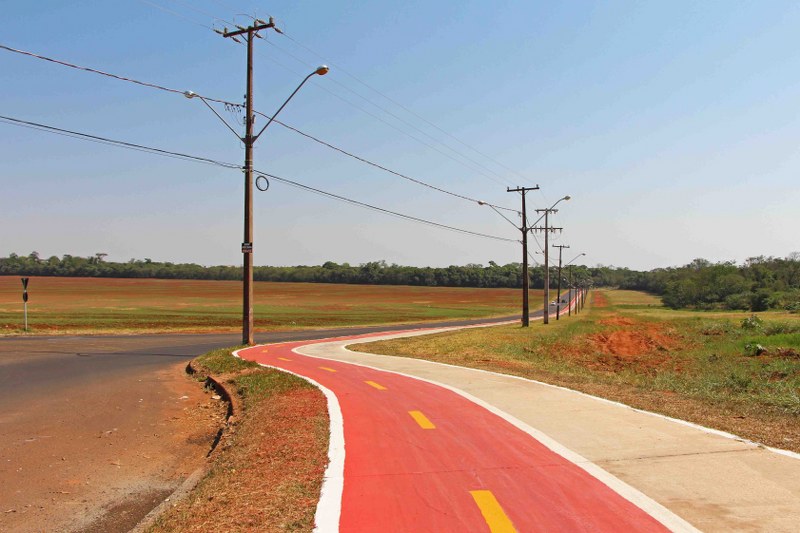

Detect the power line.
[
  {"left": 136, "top": 0, "right": 215, "bottom": 30},
  {"left": 254, "top": 171, "right": 518, "bottom": 243},
  {"left": 165, "top": 0, "right": 236, "bottom": 27},
  {"left": 0, "top": 114, "right": 516, "bottom": 244},
  {"left": 262, "top": 39, "right": 514, "bottom": 188},
  {"left": 258, "top": 50, "right": 512, "bottom": 189},
  {"left": 0, "top": 44, "right": 193, "bottom": 99},
  {"left": 280, "top": 31, "right": 528, "bottom": 186},
  {"left": 0, "top": 114, "right": 239, "bottom": 168},
  {"left": 263, "top": 115, "right": 518, "bottom": 212},
  {"left": 0, "top": 43, "right": 518, "bottom": 214}
]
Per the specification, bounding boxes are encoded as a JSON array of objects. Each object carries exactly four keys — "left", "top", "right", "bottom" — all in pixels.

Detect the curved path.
[{"left": 237, "top": 293, "right": 696, "bottom": 532}]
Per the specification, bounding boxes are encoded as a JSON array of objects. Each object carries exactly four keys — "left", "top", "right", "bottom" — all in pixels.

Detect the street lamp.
[
  {"left": 552, "top": 244, "right": 570, "bottom": 320},
  {"left": 565, "top": 252, "right": 585, "bottom": 316},
  {"left": 532, "top": 195, "right": 570, "bottom": 325},
  {"left": 186, "top": 65, "right": 329, "bottom": 345},
  {"left": 479, "top": 195, "right": 539, "bottom": 327}
]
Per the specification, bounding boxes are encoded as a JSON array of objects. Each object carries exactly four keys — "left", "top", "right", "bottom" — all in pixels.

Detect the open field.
[
  {"left": 354, "top": 289, "right": 800, "bottom": 453},
  {"left": 0, "top": 276, "right": 526, "bottom": 335}
]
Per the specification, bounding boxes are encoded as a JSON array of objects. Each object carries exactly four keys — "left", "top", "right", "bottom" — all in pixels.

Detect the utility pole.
[
  {"left": 220, "top": 19, "right": 281, "bottom": 346},
  {"left": 531, "top": 209, "right": 563, "bottom": 324},
  {"left": 568, "top": 265, "right": 573, "bottom": 317},
  {"left": 552, "top": 244, "right": 569, "bottom": 320},
  {"left": 507, "top": 185, "right": 539, "bottom": 327}
]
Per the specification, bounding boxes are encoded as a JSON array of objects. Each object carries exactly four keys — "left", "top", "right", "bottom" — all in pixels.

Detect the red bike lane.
[{"left": 238, "top": 327, "right": 673, "bottom": 533}]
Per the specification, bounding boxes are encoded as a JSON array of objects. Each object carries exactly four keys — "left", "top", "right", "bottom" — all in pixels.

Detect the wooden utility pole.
[
  {"left": 507, "top": 186, "right": 539, "bottom": 327},
  {"left": 221, "top": 19, "right": 280, "bottom": 346},
  {"left": 552, "top": 244, "right": 570, "bottom": 320},
  {"left": 531, "top": 210, "right": 562, "bottom": 324},
  {"left": 568, "top": 265, "right": 574, "bottom": 316}
]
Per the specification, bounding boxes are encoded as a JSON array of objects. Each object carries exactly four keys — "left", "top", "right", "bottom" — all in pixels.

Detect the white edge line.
[
  {"left": 232, "top": 347, "right": 344, "bottom": 533},
  {"left": 335, "top": 323, "right": 800, "bottom": 461},
  {"left": 293, "top": 337, "right": 700, "bottom": 533}
]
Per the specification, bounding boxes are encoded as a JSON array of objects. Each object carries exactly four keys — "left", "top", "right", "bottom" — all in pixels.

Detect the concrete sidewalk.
[{"left": 297, "top": 329, "right": 800, "bottom": 533}]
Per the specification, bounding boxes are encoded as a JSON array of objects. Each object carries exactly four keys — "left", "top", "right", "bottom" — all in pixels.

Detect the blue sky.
[{"left": 2, "top": 1, "right": 799, "bottom": 270}]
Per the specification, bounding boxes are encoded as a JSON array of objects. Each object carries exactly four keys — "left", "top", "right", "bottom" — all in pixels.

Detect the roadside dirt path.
[{"left": 0, "top": 361, "right": 224, "bottom": 533}]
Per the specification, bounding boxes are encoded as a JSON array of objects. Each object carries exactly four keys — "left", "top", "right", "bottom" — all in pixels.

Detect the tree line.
[
  {"left": 3, "top": 252, "right": 798, "bottom": 311},
  {"left": 0, "top": 252, "right": 605, "bottom": 289},
  {"left": 617, "top": 255, "right": 800, "bottom": 312}
]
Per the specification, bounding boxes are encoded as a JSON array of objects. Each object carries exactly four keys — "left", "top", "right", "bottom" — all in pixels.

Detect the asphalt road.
[
  {"left": 1, "top": 314, "right": 527, "bottom": 532},
  {"left": 0, "top": 313, "right": 521, "bottom": 397}
]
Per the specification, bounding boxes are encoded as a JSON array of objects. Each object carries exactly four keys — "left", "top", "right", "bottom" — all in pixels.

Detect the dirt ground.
[
  {"left": 150, "top": 385, "right": 329, "bottom": 532},
  {"left": 0, "top": 362, "right": 225, "bottom": 533}
]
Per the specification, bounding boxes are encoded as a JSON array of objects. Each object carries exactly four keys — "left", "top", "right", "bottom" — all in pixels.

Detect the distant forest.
[{"left": 2, "top": 252, "right": 799, "bottom": 312}]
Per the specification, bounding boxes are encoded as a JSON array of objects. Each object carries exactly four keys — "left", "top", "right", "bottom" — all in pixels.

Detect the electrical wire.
[
  {"left": 0, "top": 114, "right": 239, "bottom": 168},
  {"left": 259, "top": 51, "right": 511, "bottom": 189},
  {"left": 254, "top": 171, "right": 518, "bottom": 242},
  {"left": 164, "top": 0, "right": 236, "bottom": 27},
  {"left": 0, "top": 43, "right": 518, "bottom": 214},
  {"left": 0, "top": 114, "right": 516, "bottom": 244},
  {"left": 259, "top": 112, "right": 518, "bottom": 212},
  {"left": 262, "top": 39, "right": 514, "bottom": 188},
  {"left": 279, "top": 31, "right": 529, "bottom": 188},
  {"left": 136, "top": 0, "right": 215, "bottom": 30}
]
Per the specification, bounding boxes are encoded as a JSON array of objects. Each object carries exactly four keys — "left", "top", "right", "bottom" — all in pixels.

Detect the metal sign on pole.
[{"left": 21, "top": 277, "right": 29, "bottom": 332}]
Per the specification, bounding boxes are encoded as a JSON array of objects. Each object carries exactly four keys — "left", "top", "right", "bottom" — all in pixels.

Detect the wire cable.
[
  {"left": 259, "top": 51, "right": 511, "bottom": 189},
  {"left": 136, "top": 0, "right": 215, "bottom": 30},
  {"left": 280, "top": 31, "right": 527, "bottom": 186},
  {"left": 0, "top": 114, "right": 516, "bottom": 243},
  {"left": 0, "top": 43, "right": 518, "bottom": 214},
  {"left": 261, "top": 112, "right": 518, "bottom": 212},
  {"left": 0, "top": 114, "right": 239, "bottom": 168},
  {"left": 254, "top": 171, "right": 517, "bottom": 242},
  {"left": 262, "top": 39, "right": 514, "bottom": 188}
]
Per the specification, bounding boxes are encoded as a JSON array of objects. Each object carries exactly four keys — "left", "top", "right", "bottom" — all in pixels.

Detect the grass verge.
[
  {"left": 148, "top": 347, "right": 328, "bottom": 532},
  {"left": 351, "top": 290, "right": 800, "bottom": 453}
]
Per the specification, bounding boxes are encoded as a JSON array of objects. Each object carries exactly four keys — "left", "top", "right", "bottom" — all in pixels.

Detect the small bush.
[
  {"left": 744, "top": 343, "right": 767, "bottom": 357},
  {"left": 741, "top": 314, "right": 764, "bottom": 331}
]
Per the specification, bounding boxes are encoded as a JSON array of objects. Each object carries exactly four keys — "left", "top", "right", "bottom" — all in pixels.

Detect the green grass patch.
[
  {"left": 191, "top": 347, "right": 315, "bottom": 410},
  {"left": 353, "top": 289, "right": 800, "bottom": 452},
  {"left": 195, "top": 346, "right": 256, "bottom": 374},
  {"left": 235, "top": 371, "right": 315, "bottom": 405}
]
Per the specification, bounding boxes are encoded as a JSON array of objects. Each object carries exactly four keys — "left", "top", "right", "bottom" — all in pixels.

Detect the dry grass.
[
  {"left": 353, "top": 290, "right": 800, "bottom": 453},
  {"left": 0, "top": 276, "right": 527, "bottom": 335},
  {"left": 149, "top": 349, "right": 329, "bottom": 532}
]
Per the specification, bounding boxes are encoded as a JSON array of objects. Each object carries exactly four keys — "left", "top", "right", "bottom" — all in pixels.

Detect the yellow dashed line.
[
  {"left": 408, "top": 410, "right": 435, "bottom": 429},
  {"left": 277, "top": 357, "right": 292, "bottom": 361},
  {"left": 365, "top": 381, "right": 387, "bottom": 390},
  {"left": 319, "top": 366, "right": 337, "bottom": 373},
  {"left": 261, "top": 348, "right": 269, "bottom": 353},
  {"left": 470, "top": 490, "right": 517, "bottom": 533}
]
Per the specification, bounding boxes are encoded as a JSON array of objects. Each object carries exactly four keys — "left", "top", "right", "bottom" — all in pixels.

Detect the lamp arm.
[
  {"left": 197, "top": 96, "right": 243, "bottom": 141},
  {"left": 253, "top": 72, "right": 315, "bottom": 142}
]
